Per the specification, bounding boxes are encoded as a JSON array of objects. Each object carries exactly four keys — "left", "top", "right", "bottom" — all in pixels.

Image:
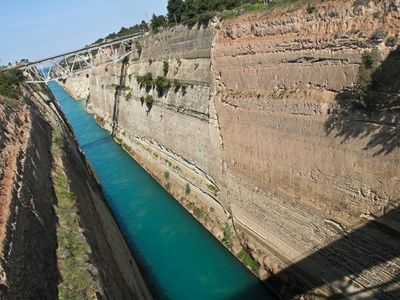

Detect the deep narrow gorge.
[
  {"left": 62, "top": 1, "right": 400, "bottom": 299},
  {"left": 0, "top": 0, "right": 399, "bottom": 299},
  {"left": 0, "top": 83, "right": 151, "bottom": 298}
]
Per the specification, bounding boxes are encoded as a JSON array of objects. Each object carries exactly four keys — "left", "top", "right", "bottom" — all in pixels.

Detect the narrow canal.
[{"left": 48, "top": 82, "right": 276, "bottom": 300}]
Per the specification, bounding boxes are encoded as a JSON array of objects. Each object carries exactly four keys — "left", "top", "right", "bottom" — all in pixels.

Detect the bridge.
[{"left": 19, "top": 32, "right": 143, "bottom": 84}]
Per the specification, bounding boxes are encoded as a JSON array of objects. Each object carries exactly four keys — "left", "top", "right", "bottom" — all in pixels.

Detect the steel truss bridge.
[{"left": 19, "top": 32, "right": 143, "bottom": 84}]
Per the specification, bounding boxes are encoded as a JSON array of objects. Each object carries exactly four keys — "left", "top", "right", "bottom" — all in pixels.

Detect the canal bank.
[{"left": 48, "top": 81, "right": 276, "bottom": 299}]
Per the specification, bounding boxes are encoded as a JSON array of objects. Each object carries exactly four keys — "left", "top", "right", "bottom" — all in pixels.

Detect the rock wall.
[
  {"left": 213, "top": 1, "right": 400, "bottom": 298},
  {"left": 0, "top": 96, "right": 58, "bottom": 299},
  {"left": 63, "top": 1, "right": 400, "bottom": 298},
  {"left": 0, "top": 84, "right": 151, "bottom": 299},
  {"left": 64, "top": 24, "right": 230, "bottom": 239}
]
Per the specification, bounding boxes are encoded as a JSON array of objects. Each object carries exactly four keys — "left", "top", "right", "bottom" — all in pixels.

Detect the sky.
[{"left": 0, "top": 0, "right": 167, "bottom": 65}]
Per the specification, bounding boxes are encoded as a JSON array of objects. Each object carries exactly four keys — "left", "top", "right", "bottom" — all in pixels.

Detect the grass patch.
[
  {"left": 51, "top": 132, "right": 97, "bottom": 299},
  {"left": 207, "top": 184, "right": 220, "bottom": 195},
  {"left": 193, "top": 207, "right": 205, "bottom": 219},
  {"left": 222, "top": 225, "right": 233, "bottom": 249},
  {"left": 238, "top": 249, "right": 260, "bottom": 273},
  {"left": 243, "top": 2, "right": 265, "bottom": 13}
]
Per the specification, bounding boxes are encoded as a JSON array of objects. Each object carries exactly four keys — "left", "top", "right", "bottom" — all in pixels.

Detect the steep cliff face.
[
  {"left": 213, "top": 1, "right": 400, "bottom": 298},
  {"left": 63, "top": 1, "right": 400, "bottom": 298},
  {"left": 64, "top": 24, "right": 230, "bottom": 238},
  {"left": 0, "top": 84, "right": 151, "bottom": 298},
  {"left": 0, "top": 97, "right": 59, "bottom": 299}
]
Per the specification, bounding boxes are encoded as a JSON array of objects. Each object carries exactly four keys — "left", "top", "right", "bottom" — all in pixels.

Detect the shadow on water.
[
  {"left": 325, "top": 46, "right": 400, "bottom": 156},
  {"left": 263, "top": 207, "right": 400, "bottom": 299},
  {"left": 111, "top": 56, "right": 129, "bottom": 137}
]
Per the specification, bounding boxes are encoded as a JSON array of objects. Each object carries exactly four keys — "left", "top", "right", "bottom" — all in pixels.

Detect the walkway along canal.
[{"left": 48, "top": 82, "right": 277, "bottom": 300}]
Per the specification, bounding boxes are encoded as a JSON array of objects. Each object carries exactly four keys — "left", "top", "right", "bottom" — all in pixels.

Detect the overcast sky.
[{"left": 0, "top": 0, "right": 167, "bottom": 65}]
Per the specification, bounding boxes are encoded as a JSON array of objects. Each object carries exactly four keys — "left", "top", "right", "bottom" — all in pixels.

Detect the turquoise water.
[{"left": 48, "top": 82, "right": 276, "bottom": 300}]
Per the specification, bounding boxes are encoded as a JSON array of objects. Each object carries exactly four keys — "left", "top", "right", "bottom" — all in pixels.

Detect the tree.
[
  {"left": 150, "top": 14, "right": 167, "bottom": 33},
  {"left": 167, "top": 0, "right": 185, "bottom": 25}
]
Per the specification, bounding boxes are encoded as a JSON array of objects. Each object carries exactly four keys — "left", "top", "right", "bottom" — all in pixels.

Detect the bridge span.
[{"left": 19, "top": 32, "right": 143, "bottom": 83}]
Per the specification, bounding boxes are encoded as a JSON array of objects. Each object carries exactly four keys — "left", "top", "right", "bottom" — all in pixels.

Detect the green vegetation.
[
  {"left": 167, "top": 0, "right": 266, "bottom": 26},
  {"left": 137, "top": 73, "right": 154, "bottom": 91},
  {"left": 137, "top": 73, "right": 187, "bottom": 96},
  {"left": 185, "top": 183, "right": 191, "bottom": 195},
  {"left": 126, "top": 91, "right": 132, "bottom": 101},
  {"left": 135, "top": 41, "right": 143, "bottom": 57},
  {"left": 222, "top": 225, "right": 233, "bottom": 249},
  {"left": 207, "top": 184, "right": 219, "bottom": 196},
  {"left": 267, "top": 0, "right": 311, "bottom": 10},
  {"left": 113, "top": 84, "right": 131, "bottom": 94},
  {"left": 150, "top": 14, "right": 168, "bottom": 33},
  {"left": 173, "top": 79, "right": 188, "bottom": 95},
  {"left": 163, "top": 61, "right": 169, "bottom": 76},
  {"left": 155, "top": 76, "right": 172, "bottom": 96},
  {"left": 343, "top": 47, "right": 383, "bottom": 110},
  {"left": 385, "top": 36, "right": 398, "bottom": 47},
  {"left": 93, "top": 21, "right": 148, "bottom": 44},
  {"left": 164, "top": 170, "right": 170, "bottom": 179},
  {"left": 370, "top": 28, "right": 387, "bottom": 42},
  {"left": 238, "top": 249, "right": 260, "bottom": 273},
  {"left": 51, "top": 132, "right": 97, "bottom": 299},
  {"left": 357, "top": 48, "right": 381, "bottom": 95},
  {"left": 0, "top": 69, "right": 24, "bottom": 99},
  {"left": 193, "top": 206, "right": 205, "bottom": 219},
  {"left": 122, "top": 142, "right": 131, "bottom": 152},
  {"left": 145, "top": 95, "right": 154, "bottom": 110}
]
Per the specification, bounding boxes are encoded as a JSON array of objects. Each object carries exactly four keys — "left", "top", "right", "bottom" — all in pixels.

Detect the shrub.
[
  {"left": 357, "top": 48, "right": 381, "bottom": 93},
  {"left": 126, "top": 91, "right": 132, "bottom": 101},
  {"left": 373, "top": 10, "right": 382, "bottom": 19},
  {"left": 355, "top": 48, "right": 381, "bottom": 108},
  {"left": 185, "top": 183, "right": 191, "bottom": 194},
  {"left": 135, "top": 41, "right": 142, "bottom": 57},
  {"left": 137, "top": 73, "right": 153, "bottom": 91},
  {"left": 181, "top": 84, "right": 188, "bottom": 95},
  {"left": 370, "top": 28, "right": 388, "bottom": 42},
  {"left": 140, "top": 96, "right": 145, "bottom": 105},
  {"left": 222, "top": 225, "right": 233, "bottom": 249},
  {"left": 148, "top": 59, "right": 153, "bottom": 65},
  {"left": 155, "top": 76, "right": 172, "bottom": 96},
  {"left": 145, "top": 95, "right": 154, "bottom": 110},
  {"left": 0, "top": 69, "right": 25, "bottom": 99},
  {"left": 164, "top": 170, "right": 170, "bottom": 179},
  {"left": 238, "top": 249, "right": 260, "bottom": 273},
  {"left": 385, "top": 36, "right": 398, "bottom": 47},
  {"left": 163, "top": 61, "right": 169, "bottom": 76}
]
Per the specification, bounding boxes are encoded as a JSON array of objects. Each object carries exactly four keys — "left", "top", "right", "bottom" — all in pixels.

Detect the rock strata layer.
[{"left": 62, "top": 1, "right": 400, "bottom": 298}]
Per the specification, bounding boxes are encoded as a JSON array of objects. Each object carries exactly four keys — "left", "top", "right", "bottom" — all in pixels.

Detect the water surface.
[{"left": 48, "top": 82, "right": 276, "bottom": 300}]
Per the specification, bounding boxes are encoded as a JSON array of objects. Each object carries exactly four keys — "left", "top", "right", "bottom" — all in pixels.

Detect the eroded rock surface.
[{"left": 62, "top": 1, "right": 400, "bottom": 298}]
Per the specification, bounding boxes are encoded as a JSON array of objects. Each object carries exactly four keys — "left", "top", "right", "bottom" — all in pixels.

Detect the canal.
[{"left": 48, "top": 82, "right": 276, "bottom": 300}]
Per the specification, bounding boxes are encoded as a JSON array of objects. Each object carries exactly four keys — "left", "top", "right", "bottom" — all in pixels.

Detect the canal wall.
[
  {"left": 0, "top": 84, "right": 151, "bottom": 298},
  {"left": 62, "top": 0, "right": 400, "bottom": 298}
]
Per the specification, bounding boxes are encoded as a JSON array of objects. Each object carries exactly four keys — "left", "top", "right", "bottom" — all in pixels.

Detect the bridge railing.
[{"left": 19, "top": 32, "right": 143, "bottom": 83}]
